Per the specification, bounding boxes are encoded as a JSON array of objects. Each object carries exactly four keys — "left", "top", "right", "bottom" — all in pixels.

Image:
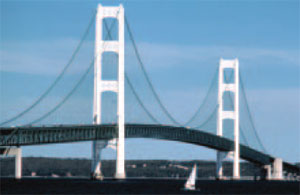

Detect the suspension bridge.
[{"left": 1, "top": 4, "right": 299, "bottom": 180}]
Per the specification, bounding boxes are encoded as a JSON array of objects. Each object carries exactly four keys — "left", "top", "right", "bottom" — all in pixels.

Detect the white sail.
[{"left": 184, "top": 164, "right": 197, "bottom": 190}]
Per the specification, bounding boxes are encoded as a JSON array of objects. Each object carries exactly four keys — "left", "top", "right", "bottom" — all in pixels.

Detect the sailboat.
[{"left": 184, "top": 164, "right": 197, "bottom": 190}]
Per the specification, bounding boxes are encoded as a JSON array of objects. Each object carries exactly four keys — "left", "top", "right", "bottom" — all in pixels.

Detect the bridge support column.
[
  {"left": 264, "top": 165, "right": 272, "bottom": 180},
  {"left": 216, "top": 151, "right": 223, "bottom": 179},
  {"left": 92, "top": 4, "right": 125, "bottom": 179},
  {"left": 272, "top": 158, "right": 283, "bottom": 180},
  {"left": 91, "top": 142, "right": 106, "bottom": 180},
  {"left": 263, "top": 158, "right": 283, "bottom": 180},
  {"left": 217, "top": 59, "right": 240, "bottom": 179},
  {"left": 15, "top": 147, "right": 22, "bottom": 179},
  {"left": 0, "top": 147, "right": 22, "bottom": 179}
]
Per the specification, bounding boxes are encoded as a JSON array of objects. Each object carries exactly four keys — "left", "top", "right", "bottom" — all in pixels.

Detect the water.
[{"left": 1, "top": 178, "right": 299, "bottom": 194}]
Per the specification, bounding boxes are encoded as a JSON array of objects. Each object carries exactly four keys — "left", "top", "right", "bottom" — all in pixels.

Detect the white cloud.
[
  {"left": 132, "top": 42, "right": 300, "bottom": 68},
  {"left": 1, "top": 39, "right": 299, "bottom": 75}
]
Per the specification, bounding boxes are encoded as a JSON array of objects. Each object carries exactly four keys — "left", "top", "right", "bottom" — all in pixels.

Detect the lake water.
[{"left": 1, "top": 178, "right": 299, "bottom": 194}]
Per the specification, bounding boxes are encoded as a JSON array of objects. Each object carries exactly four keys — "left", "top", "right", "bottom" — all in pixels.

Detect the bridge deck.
[{"left": 0, "top": 124, "right": 298, "bottom": 173}]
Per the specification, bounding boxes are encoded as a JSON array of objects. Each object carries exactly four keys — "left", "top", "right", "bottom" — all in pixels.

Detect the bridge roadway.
[{"left": 0, "top": 124, "right": 299, "bottom": 174}]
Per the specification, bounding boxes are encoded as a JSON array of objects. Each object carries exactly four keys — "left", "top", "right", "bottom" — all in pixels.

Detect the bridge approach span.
[{"left": 0, "top": 124, "right": 298, "bottom": 173}]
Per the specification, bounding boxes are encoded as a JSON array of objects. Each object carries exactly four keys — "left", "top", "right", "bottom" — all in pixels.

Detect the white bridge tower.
[
  {"left": 216, "top": 58, "right": 240, "bottom": 179},
  {"left": 92, "top": 4, "right": 125, "bottom": 179}
]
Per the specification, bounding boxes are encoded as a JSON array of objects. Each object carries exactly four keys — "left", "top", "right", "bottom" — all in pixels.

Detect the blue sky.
[{"left": 0, "top": 0, "right": 299, "bottom": 163}]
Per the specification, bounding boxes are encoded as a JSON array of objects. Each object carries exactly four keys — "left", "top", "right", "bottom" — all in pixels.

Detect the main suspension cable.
[
  {"left": 125, "top": 74, "right": 161, "bottom": 124},
  {"left": 0, "top": 11, "right": 96, "bottom": 126},
  {"left": 125, "top": 16, "right": 181, "bottom": 126},
  {"left": 28, "top": 12, "right": 119, "bottom": 125},
  {"left": 28, "top": 60, "right": 94, "bottom": 125},
  {"left": 239, "top": 73, "right": 267, "bottom": 152},
  {"left": 184, "top": 67, "right": 219, "bottom": 126},
  {"left": 103, "top": 16, "right": 160, "bottom": 124}
]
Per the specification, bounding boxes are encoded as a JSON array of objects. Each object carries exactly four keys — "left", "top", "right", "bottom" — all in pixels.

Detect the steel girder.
[{"left": 0, "top": 124, "right": 299, "bottom": 173}]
